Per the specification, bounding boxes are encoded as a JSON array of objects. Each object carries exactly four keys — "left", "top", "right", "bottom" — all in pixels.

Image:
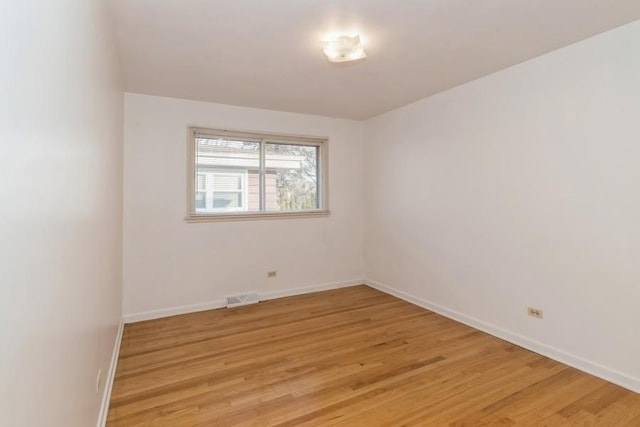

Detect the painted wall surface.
[
  {"left": 0, "top": 1, "right": 124, "bottom": 426},
  {"left": 122, "top": 94, "right": 364, "bottom": 316},
  {"left": 364, "top": 22, "right": 640, "bottom": 386}
]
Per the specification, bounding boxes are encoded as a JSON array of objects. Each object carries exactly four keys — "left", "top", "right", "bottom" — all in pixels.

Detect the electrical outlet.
[
  {"left": 96, "top": 369, "right": 102, "bottom": 393},
  {"left": 527, "top": 307, "right": 543, "bottom": 319},
  {"left": 267, "top": 271, "right": 277, "bottom": 278}
]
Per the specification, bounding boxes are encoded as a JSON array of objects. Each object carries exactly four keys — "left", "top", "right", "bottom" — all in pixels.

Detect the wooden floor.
[{"left": 107, "top": 286, "right": 640, "bottom": 426}]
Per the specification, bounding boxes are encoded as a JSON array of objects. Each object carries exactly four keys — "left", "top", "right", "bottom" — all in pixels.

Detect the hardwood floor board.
[
  {"left": 495, "top": 374, "right": 601, "bottom": 424},
  {"left": 107, "top": 285, "right": 640, "bottom": 426},
  {"left": 304, "top": 365, "right": 529, "bottom": 426},
  {"left": 449, "top": 414, "right": 517, "bottom": 427},
  {"left": 111, "top": 309, "right": 429, "bottom": 403},
  {"left": 115, "top": 317, "right": 373, "bottom": 380},
  {"left": 120, "top": 290, "right": 396, "bottom": 358},
  {"left": 115, "top": 327, "right": 480, "bottom": 423},
  {"left": 112, "top": 298, "right": 436, "bottom": 422},
  {"left": 117, "top": 308, "right": 456, "bottom": 395},
  {"left": 120, "top": 288, "right": 362, "bottom": 337},
  {"left": 108, "top": 377, "right": 245, "bottom": 422},
  {"left": 355, "top": 358, "right": 560, "bottom": 426},
  {"left": 595, "top": 397, "right": 640, "bottom": 424},
  {"left": 306, "top": 341, "right": 599, "bottom": 425},
  {"left": 119, "top": 299, "right": 409, "bottom": 364},
  {"left": 534, "top": 411, "right": 595, "bottom": 427},
  {"left": 556, "top": 382, "right": 628, "bottom": 418},
  {"left": 238, "top": 341, "right": 542, "bottom": 425}
]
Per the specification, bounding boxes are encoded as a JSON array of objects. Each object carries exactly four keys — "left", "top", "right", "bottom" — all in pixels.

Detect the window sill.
[{"left": 185, "top": 210, "right": 330, "bottom": 223}]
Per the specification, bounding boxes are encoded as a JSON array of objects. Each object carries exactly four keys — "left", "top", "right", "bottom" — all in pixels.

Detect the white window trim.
[{"left": 186, "top": 127, "right": 330, "bottom": 222}]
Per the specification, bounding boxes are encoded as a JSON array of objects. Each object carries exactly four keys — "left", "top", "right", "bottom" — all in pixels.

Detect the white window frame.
[{"left": 186, "top": 127, "right": 329, "bottom": 222}]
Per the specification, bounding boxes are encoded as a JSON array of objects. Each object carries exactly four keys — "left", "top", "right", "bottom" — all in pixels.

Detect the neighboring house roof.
[{"left": 197, "top": 151, "right": 304, "bottom": 170}]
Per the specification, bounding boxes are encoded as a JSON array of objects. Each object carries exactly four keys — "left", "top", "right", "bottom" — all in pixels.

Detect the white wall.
[
  {"left": 123, "top": 94, "right": 364, "bottom": 317},
  {"left": 364, "top": 21, "right": 640, "bottom": 389},
  {"left": 0, "top": 1, "right": 123, "bottom": 426}
]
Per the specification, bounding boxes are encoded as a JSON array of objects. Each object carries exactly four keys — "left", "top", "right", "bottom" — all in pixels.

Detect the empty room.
[{"left": 3, "top": 1, "right": 640, "bottom": 426}]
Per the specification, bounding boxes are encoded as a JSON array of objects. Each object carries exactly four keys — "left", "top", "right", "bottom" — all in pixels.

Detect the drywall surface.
[
  {"left": 0, "top": 1, "right": 124, "bottom": 426},
  {"left": 123, "top": 94, "right": 364, "bottom": 316},
  {"left": 364, "top": 22, "right": 640, "bottom": 386}
]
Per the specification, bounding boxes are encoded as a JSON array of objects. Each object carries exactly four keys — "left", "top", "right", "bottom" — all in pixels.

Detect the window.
[{"left": 187, "top": 127, "right": 328, "bottom": 221}]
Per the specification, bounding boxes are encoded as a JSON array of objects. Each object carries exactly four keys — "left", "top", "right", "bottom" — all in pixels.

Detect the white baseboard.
[
  {"left": 123, "top": 299, "right": 227, "bottom": 323},
  {"left": 123, "top": 279, "right": 365, "bottom": 324},
  {"left": 365, "top": 278, "right": 640, "bottom": 395},
  {"left": 97, "top": 320, "right": 125, "bottom": 427},
  {"left": 259, "top": 279, "right": 364, "bottom": 301}
]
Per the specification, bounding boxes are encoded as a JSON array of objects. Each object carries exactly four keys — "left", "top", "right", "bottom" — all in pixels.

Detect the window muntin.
[{"left": 188, "top": 128, "right": 328, "bottom": 221}]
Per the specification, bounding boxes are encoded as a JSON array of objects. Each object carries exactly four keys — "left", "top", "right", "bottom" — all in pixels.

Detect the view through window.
[{"left": 188, "top": 128, "right": 327, "bottom": 220}]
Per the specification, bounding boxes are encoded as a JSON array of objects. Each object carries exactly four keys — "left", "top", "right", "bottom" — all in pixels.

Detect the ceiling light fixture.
[{"left": 320, "top": 35, "right": 367, "bottom": 63}]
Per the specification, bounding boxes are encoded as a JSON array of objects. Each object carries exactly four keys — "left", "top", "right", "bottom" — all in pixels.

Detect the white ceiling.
[{"left": 109, "top": 1, "right": 640, "bottom": 119}]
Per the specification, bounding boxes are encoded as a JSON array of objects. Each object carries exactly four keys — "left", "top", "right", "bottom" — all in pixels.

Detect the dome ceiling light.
[{"left": 320, "top": 35, "right": 367, "bottom": 63}]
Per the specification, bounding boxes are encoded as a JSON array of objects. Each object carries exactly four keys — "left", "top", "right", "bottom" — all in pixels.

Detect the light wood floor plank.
[{"left": 107, "top": 285, "right": 640, "bottom": 426}]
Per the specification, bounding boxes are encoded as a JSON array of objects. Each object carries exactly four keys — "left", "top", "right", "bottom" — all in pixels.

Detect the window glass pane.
[
  {"left": 265, "top": 143, "right": 318, "bottom": 211},
  {"left": 212, "top": 192, "right": 242, "bottom": 209},
  {"left": 196, "top": 174, "right": 206, "bottom": 190},
  {"left": 196, "top": 137, "right": 259, "bottom": 169},
  {"left": 196, "top": 137, "right": 258, "bottom": 213},
  {"left": 213, "top": 174, "right": 242, "bottom": 191},
  {"left": 195, "top": 191, "right": 206, "bottom": 209}
]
